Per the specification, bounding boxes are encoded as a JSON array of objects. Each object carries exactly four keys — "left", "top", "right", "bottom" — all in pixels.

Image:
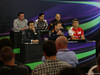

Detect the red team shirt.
[{"left": 68, "top": 27, "right": 84, "bottom": 40}]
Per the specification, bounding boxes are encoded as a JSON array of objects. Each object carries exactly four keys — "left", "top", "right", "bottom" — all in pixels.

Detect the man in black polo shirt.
[
  {"left": 0, "top": 46, "right": 29, "bottom": 75},
  {"left": 23, "top": 20, "right": 41, "bottom": 43},
  {"left": 49, "top": 14, "right": 64, "bottom": 30}
]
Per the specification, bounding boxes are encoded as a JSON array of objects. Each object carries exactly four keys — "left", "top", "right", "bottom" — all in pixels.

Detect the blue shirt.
[{"left": 42, "top": 48, "right": 78, "bottom": 67}]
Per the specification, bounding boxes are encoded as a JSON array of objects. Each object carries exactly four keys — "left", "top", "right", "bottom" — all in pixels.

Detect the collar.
[
  {"left": 73, "top": 27, "right": 79, "bottom": 30},
  {"left": 54, "top": 19, "right": 57, "bottom": 21},
  {"left": 46, "top": 59, "right": 59, "bottom": 63},
  {"left": 18, "top": 18, "right": 24, "bottom": 22},
  {"left": 38, "top": 19, "right": 44, "bottom": 22},
  {"left": 2, "top": 64, "right": 18, "bottom": 69},
  {"left": 58, "top": 48, "right": 69, "bottom": 52},
  {"left": 54, "top": 19, "right": 61, "bottom": 22},
  {"left": 27, "top": 28, "right": 33, "bottom": 31}
]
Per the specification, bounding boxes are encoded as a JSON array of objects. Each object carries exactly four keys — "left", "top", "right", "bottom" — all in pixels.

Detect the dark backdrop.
[{"left": 0, "top": 0, "right": 100, "bottom": 40}]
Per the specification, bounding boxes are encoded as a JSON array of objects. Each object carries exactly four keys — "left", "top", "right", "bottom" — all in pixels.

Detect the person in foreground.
[
  {"left": 88, "top": 53, "right": 100, "bottom": 75},
  {"left": 0, "top": 46, "right": 29, "bottom": 75},
  {"left": 42, "top": 36, "right": 78, "bottom": 67},
  {"left": 59, "top": 67, "right": 85, "bottom": 75},
  {"left": 32, "top": 40, "right": 71, "bottom": 75},
  {"left": 0, "top": 38, "right": 13, "bottom": 66},
  {"left": 68, "top": 18, "right": 85, "bottom": 40}
]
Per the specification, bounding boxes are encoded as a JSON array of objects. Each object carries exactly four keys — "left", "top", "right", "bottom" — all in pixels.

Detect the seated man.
[
  {"left": 0, "top": 38, "right": 32, "bottom": 74},
  {"left": 42, "top": 36, "right": 78, "bottom": 67},
  {"left": 23, "top": 20, "right": 40, "bottom": 43},
  {"left": 0, "top": 46, "right": 29, "bottom": 75},
  {"left": 49, "top": 14, "right": 64, "bottom": 30},
  {"left": 33, "top": 41, "right": 71, "bottom": 75},
  {"left": 13, "top": 12, "right": 28, "bottom": 32},
  {"left": 49, "top": 21, "right": 64, "bottom": 41},
  {"left": 68, "top": 18, "right": 85, "bottom": 40},
  {"left": 34, "top": 13, "right": 48, "bottom": 30}
]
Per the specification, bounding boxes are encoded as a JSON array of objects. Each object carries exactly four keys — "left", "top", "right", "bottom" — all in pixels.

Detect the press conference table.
[
  {"left": 19, "top": 42, "right": 43, "bottom": 64},
  {"left": 10, "top": 30, "right": 49, "bottom": 48},
  {"left": 10, "top": 31, "right": 22, "bottom": 48}
]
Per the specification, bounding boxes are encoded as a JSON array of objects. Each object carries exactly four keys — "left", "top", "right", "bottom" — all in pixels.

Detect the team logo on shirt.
[
  {"left": 52, "top": 30, "right": 54, "bottom": 33},
  {"left": 51, "top": 23, "right": 53, "bottom": 26},
  {"left": 78, "top": 31, "right": 81, "bottom": 34},
  {"left": 73, "top": 31, "right": 76, "bottom": 34}
]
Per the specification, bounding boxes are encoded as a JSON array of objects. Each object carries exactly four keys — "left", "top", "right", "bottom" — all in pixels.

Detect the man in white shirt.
[{"left": 13, "top": 12, "right": 28, "bottom": 32}]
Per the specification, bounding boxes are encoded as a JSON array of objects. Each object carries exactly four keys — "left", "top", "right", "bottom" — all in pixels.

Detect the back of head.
[
  {"left": 0, "top": 46, "right": 14, "bottom": 62},
  {"left": 59, "top": 68, "right": 84, "bottom": 75},
  {"left": 57, "top": 36, "right": 68, "bottom": 44},
  {"left": 56, "top": 36, "right": 68, "bottom": 49},
  {"left": 0, "top": 38, "right": 13, "bottom": 50},
  {"left": 42, "top": 40, "right": 57, "bottom": 57}
]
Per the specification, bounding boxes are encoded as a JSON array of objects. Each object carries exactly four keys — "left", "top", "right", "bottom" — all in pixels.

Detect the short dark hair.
[
  {"left": 0, "top": 46, "right": 14, "bottom": 62},
  {"left": 18, "top": 12, "right": 24, "bottom": 16},
  {"left": 42, "top": 41, "right": 57, "bottom": 57},
  {"left": 59, "top": 68, "right": 84, "bottom": 75},
  {"left": 0, "top": 38, "right": 13, "bottom": 50},
  {"left": 27, "top": 20, "right": 34, "bottom": 26},
  {"left": 72, "top": 18, "right": 79, "bottom": 23},
  {"left": 39, "top": 13, "right": 44, "bottom": 17},
  {"left": 54, "top": 21, "right": 62, "bottom": 26}
]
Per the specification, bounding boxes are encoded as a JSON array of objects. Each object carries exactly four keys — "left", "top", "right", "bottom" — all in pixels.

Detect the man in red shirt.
[{"left": 68, "top": 18, "right": 85, "bottom": 40}]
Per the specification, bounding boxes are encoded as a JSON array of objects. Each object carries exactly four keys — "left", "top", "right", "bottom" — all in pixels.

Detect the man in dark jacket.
[
  {"left": 22, "top": 20, "right": 40, "bottom": 43},
  {"left": 49, "top": 21, "right": 64, "bottom": 41},
  {"left": 49, "top": 14, "right": 64, "bottom": 30},
  {"left": 0, "top": 46, "right": 29, "bottom": 75}
]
